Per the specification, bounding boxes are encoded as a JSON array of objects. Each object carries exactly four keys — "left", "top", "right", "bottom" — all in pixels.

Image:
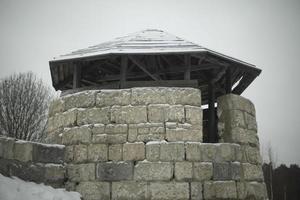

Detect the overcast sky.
[{"left": 1, "top": 0, "right": 299, "bottom": 165}]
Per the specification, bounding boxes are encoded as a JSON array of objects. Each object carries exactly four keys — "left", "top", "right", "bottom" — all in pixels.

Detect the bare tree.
[
  {"left": 0, "top": 72, "right": 52, "bottom": 141},
  {"left": 267, "top": 143, "right": 277, "bottom": 200}
]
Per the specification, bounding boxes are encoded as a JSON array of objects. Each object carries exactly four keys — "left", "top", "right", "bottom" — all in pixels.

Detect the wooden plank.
[
  {"left": 184, "top": 54, "right": 191, "bottom": 80},
  {"left": 123, "top": 80, "right": 199, "bottom": 88},
  {"left": 73, "top": 63, "right": 81, "bottom": 89},
  {"left": 120, "top": 55, "right": 128, "bottom": 88},
  {"left": 128, "top": 55, "right": 159, "bottom": 81}
]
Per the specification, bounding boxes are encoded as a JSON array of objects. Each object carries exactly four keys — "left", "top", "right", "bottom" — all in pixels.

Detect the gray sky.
[{"left": 1, "top": 0, "right": 300, "bottom": 165}]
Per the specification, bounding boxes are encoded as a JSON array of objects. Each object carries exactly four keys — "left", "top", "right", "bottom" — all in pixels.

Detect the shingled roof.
[{"left": 49, "top": 29, "right": 261, "bottom": 103}]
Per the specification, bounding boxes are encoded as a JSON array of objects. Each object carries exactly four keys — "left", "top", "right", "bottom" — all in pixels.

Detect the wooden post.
[
  {"left": 120, "top": 55, "right": 128, "bottom": 88},
  {"left": 225, "top": 68, "right": 232, "bottom": 93},
  {"left": 73, "top": 63, "right": 81, "bottom": 89},
  {"left": 208, "top": 80, "right": 217, "bottom": 142},
  {"left": 184, "top": 54, "right": 191, "bottom": 80}
]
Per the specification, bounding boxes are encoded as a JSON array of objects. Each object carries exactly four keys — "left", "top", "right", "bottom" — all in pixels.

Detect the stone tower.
[{"left": 46, "top": 30, "right": 267, "bottom": 199}]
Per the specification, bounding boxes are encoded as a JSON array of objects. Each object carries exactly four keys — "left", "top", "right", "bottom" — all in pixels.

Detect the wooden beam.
[
  {"left": 73, "top": 63, "right": 81, "bottom": 89},
  {"left": 184, "top": 54, "right": 191, "bottom": 80},
  {"left": 128, "top": 55, "right": 159, "bottom": 81},
  {"left": 120, "top": 55, "right": 128, "bottom": 88},
  {"left": 225, "top": 67, "right": 232, "bottom": 93},
  {"left": 123, "top": 80, "right": 199, "bottom": 88}
]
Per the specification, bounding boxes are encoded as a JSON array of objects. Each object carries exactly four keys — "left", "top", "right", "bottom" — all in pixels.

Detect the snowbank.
[{"left": 0, "top": 174, "right": 81, "bottom": 200}]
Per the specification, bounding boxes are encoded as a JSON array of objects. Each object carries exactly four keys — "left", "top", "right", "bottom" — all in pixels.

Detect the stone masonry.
[{"left": 44, "top": 87, "right": 267, "bottom": 200}]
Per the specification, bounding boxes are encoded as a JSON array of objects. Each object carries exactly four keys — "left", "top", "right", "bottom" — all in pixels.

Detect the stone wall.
[
  {"left": 44, "top": 88, "right": 267, "bottom": 200},
  {"left": 0, "top": 136, "right": 65, "bottom": 188}
]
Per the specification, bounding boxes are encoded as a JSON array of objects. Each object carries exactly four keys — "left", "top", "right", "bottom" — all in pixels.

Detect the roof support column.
[
  {"left": 184, "top": 54, "right": 191, "bottom": 80},
  {"left": 208, "top": 80, "right": 217, "bottom": 143},
  {"left": 120, "top": 55, "right": 128, "bottom": 88},
  {"left": 73, "top": 63, "right": 81, "bottom": 89},
  {"left": 225, "top": 68, "right": 232, "bottom": 93}
]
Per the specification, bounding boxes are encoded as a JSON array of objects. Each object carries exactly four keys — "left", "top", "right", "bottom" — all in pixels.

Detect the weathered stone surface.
[
  {"left": 62, "top": 126, "right": 92, "bottom": 145},
  {"left": 237, "top": 181, "right": 268, "bottom": 200},
  {"left": 97, "top": 161, "right": 133, "bottom": 181},
  {"left": 105, "top": 124, "right": 128, "bottom": 134},
  {"left": 123, "top": 142, "right": 145, "bottom": 161},
  {"left": 204, "top": 181, "right": 237, "bottom": 199},
  {"left": 111, "top": 105, "right": 147, "bottom": 123},
  {"left": 87, "top": 144, "right": 108, "bottom": 162},
  {"left": 96, "top": 89, "right": 131, "bottom": 107},
  {"left": 63, "top": 91, "right": 96, "bottom": 110},
  {"left": 160, "top": 142, "right": 185, "bottom": 161},
  {"left": 112, "top": 181, "right": 148, "bottom": 200},
  {"left": 217, "top": 93, "right": 256, "bottom": 116},
  {"left": 199, "top": 144, "right": 218, "bottom": 162},
  {"left": 230, "top": 127, "right": 259, "bottom": 146},
  {"left": 241, "top": 145, "right": 262, "bottom": 164},
  {"left": 91, "top": 124, "right": 105, "bottom": 134},
  {"left": 67, "top": 163, "right": 95, "bottom": 182},
  {"left": 191, "top": 182, "right": 203, "bottom": 200},
  {"left": 215, "top": 143, "right": 236, "bottom": 162},
  {"left": 136, "top": 134, "right": 165, "bottom": 142},
  {"left": 185, "top": 105, "right": 202, "bottom": 124},
  {"left": 175, "top": 161, "right": 192, "bottom": 180},
  {"left": 166, "top": 128, "right": 202, "bottom": 142},
  {"left": 33, "top": 143, "right": 64, "bottom": 164},
  {"left": 76, "top": 181, "right": 110, "bottom": 200},
  {"left": 109, "top": 144, "right": 123, "bottom": 161},
  {"left": 148, "top": 104, "right": 168, "bottom": 122},
  {"left": 77, "top": 107, "right": 110, "bottom": 125},
  {"left": 149, "top": 182, "right": 189, "bottom": 200},
  {"left": 166, "top": 105, "right": 184, "bottom": 122},
  {"left": 64, "top": 145, "right": 74, "bottom": 162},
  {"left": 186, "top": 142, "right": 201, "bottom": 161},
  {"left": 213, "top": 162, "right": 241, "bottom": 180},
  {"left": 0, "top": 158, "right": 12, "bottom": 176},
  {"left": 73, "top": 145, "right": 88, "bottom": 163},
  {"left": 135, "top": 161, "right": 173, "bottom": 181},
  {"left": 245, "top": 112, "right": 257, "bottom": 131},
  {"left": 48, "top": 98, "right": 64, "bottom": 117},
  {"left": 47, "top": 109, "right": 77, "bottom": 133},
  {"left": 92, "top": 134, "right": 127, "bottom": 144},
  {"left": 193, "top": 162, "right": 213, "bottom": 181},
  {"left": 146, "top": 142, "right": 160, "bottom": 161},
  {"left": 131, "top": 88, "right": 169, "bottom": 105},
  {"left": 14, "top": 142, "right": 33, "bottom": 162},
  {"left": 242, "top": 163, "right": 264, "bottom": 181},
  {"left": 0, "top": 138, "right": 14, "bottom": 159},
  {"left": 10, "top": 162, "right": 45, "bottom": 183},
  {"left": 128, "top": 125, "right": 138, "bottom": 142},
  {"left": 44, "top": 164, "right": 65, "bottom": 183}
]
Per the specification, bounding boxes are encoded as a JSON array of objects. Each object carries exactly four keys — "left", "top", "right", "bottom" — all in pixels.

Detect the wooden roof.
[{"left": 49, "top": 29, "right": 261, "bottom": 104}]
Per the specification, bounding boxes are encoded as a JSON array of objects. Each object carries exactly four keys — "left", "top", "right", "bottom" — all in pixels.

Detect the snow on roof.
[{"left": 52, "top": 29, "right": 206, "bottom": 61}]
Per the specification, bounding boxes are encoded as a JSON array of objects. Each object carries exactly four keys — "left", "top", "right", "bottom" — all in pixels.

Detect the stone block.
[
  {"left": 193, "top": 162, "right": 213, "bottom": 181},
  {"left": 148, "top": 104, "right": 168, "bottom": 122},
  {"left": 237, "top": 181, "right": 268, "bottom": 200},
  {"left": 105, "top": 124, "right": 128, "bottom": 134},
  {"left": 175, "top": 161, "right": 192, "bottom": 180},
  {"left": 160, "top": 142, "right": 185, "bottom": 161},
  {"left": 44, "top": 164, "right": 65, "bottom": 183},
  {"left": 230, "top": 127, "right": 259, "bottom": 146},
  {"left": 215, "top": 143, "right": 236, "bottom": 162},
  {"left": 77, "top": 107, "right": 110, "bottom": 125},
  {"left": 136, "top": 134, "right": 165, "bottom": 142},
  {"left": 62, "top": 126, "right": 92, "bottom": 145},
  {"left": 199, "top": 144, "right": 217, "bottom": 162},
  {"left": 73, "top": 144, "right": 88, "bottom": 163},
  {"left": 63, "top": 90, "right": 96, "bottom": 110},
  {"left": 111, "top": 105, "right": 147, "bottom": 123},
  {"left": 112, "top": 181, "right": 148, "bottom": 200},
  {"left": 97, "top": 161, "right": 133, "bottom": 181},
  {"left": 213, "top": 162, "right": 241, "bottom": 181},
  {"left": 87, "top": 144, "right": 108, "bottom": 162},
  {"left": 241, "top": 145, "right": 262, "bottom": 164},
  {"left": 76, "top": 181, "right": 110, "bottom": 200},
  {"left": 14, "top": 142, "right": 33, "bottom": 162},
  {"left": 67, "top": 163, "right": 95, "bottom": 182},
  {"left": 96, "top": 89, "right": 131, "bottom": 107},
  {"left": 134, "top": 161, "right": 173, "bottom": 181},
  {"left": 128, "top": 125, "right": 138, "bottom": 142},
  {"left": 64, "top": 145, "right": 74, "bottom": 162},
  {"left": 92, "top": 134, "right": 127, "bottom": 144},
  {"left": 166, "top": 105, "right": 184, "bottom": 122},
  {"left": 0, "top": 158, "right": 12, "bottom": 176},
  {"left": 166, "top": 128, "right": 202, "bottom": 142},
  {"left": 191, "top": 182, "right": 203, "bottom": 200},
  {"left": 149, "top": 182, "right": 189, "bottom": 200},
  {"left": 242, "top": 163, "right": 264, "bottom": 181},
  {"left": 131, "top": 87, "right": 168, "bottom": 105},
  {"left": 186, "top": 142, "right": 201, "bottom": 161},
  {"left": 146, "top": 142, "right": 161, "bottom": 161},
  {"left": 0, "top": 138, "right": 14, "bottom": 159},
  {"left": 91, "top": 124, "right": 105, "bottom": 134},
  {"left": 217, "top": 93, "right": 256, "bottom": 116},
  {"left": 48, "top": 98, "right": 64, "bottom": 117},
  {"left": 10, "top": 162, "right": 45, "bottom": 183},
  {"left": 33, "top": 143, "right": 64, "bottom": 164},
  {"left": 62, "top": 109, "right": 78, "bottom": 127},
  {"left": 244, "top": 112, "right": 257, "bottom": 131},
  {"left": 123, "top": 142, "right": 145, "bottom": 161},
  {"left": 185, "top": 105, "right": 202, "bottom": 124},
  {"left": 204, "top": 181, "right": 237, "bottom": 199},
  {"left": 109, "top": 144, "right": 123, "bottom": 161}
]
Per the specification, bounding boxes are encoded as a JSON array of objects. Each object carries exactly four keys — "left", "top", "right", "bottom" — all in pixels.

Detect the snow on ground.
[{"left": 0, "top": 174, "right": 81, "bottom": 200}]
